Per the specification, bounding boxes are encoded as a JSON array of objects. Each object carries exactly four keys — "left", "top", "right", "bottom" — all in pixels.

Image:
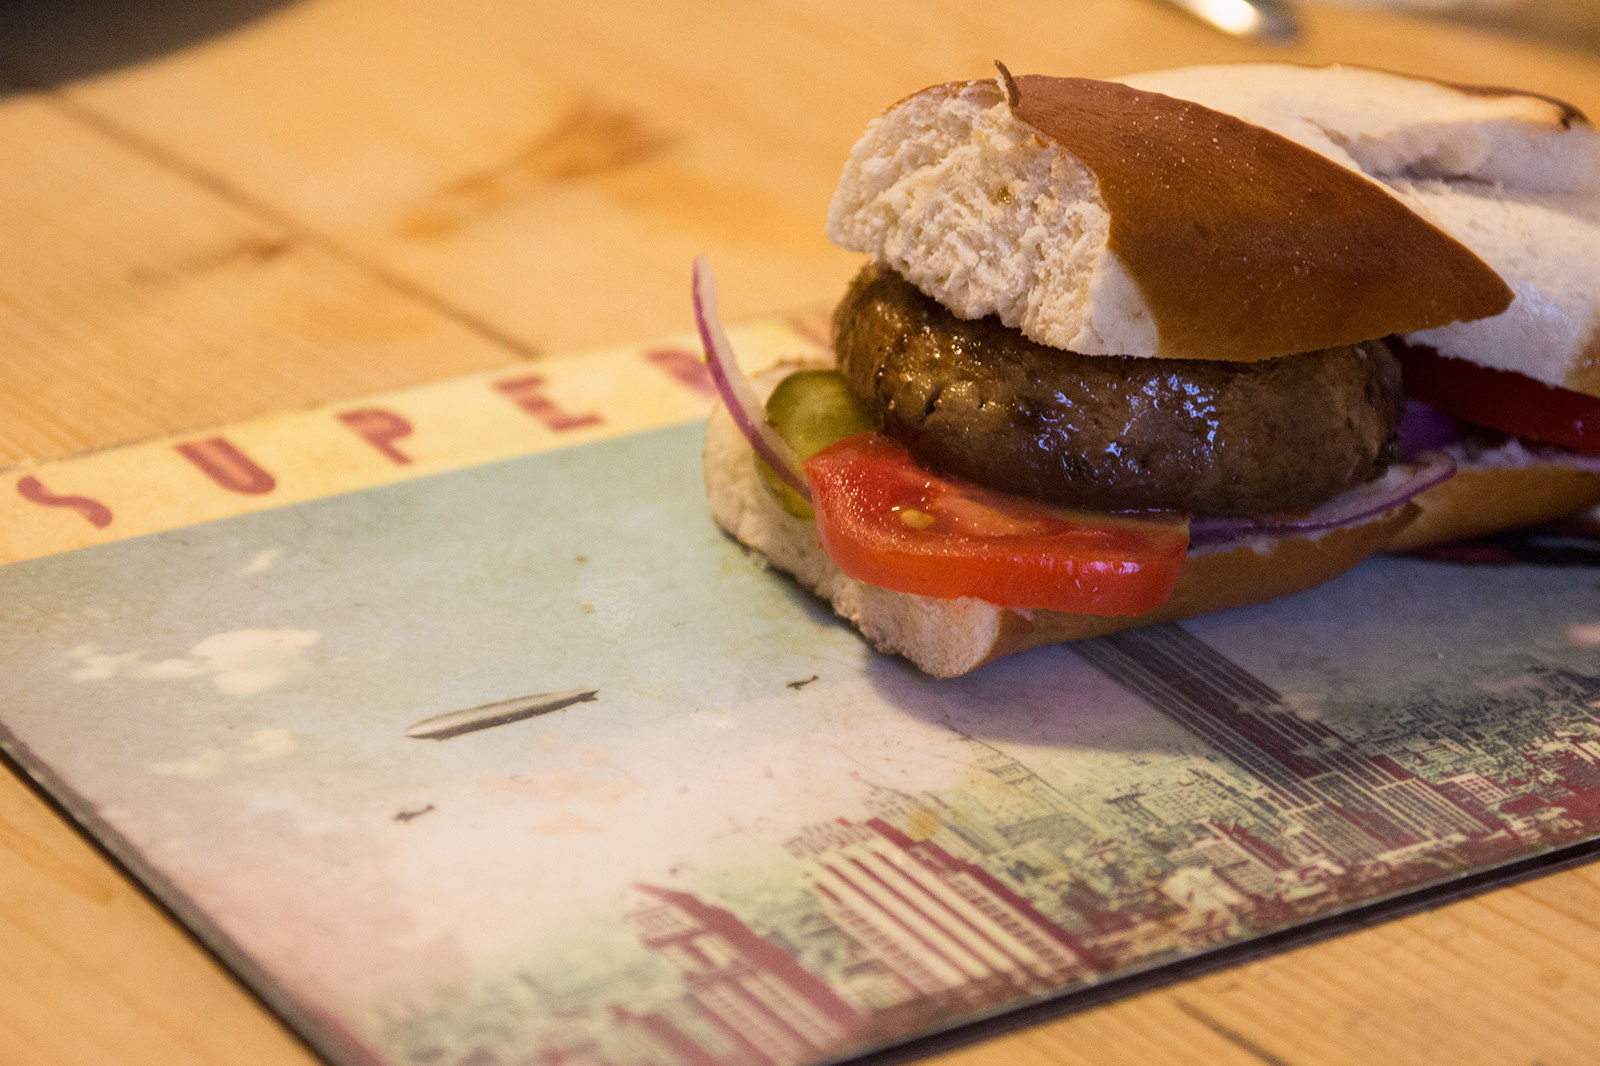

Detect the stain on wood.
[
  {"left": 128, "top": 234, "right": 292, "bottom": 285},
  {"left": 399, "top": 101, "right": 676, "bottom": 240}
]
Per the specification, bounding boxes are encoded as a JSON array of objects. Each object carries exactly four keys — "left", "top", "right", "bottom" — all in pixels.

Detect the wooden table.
[{"left": 3, "top": 2, "right": 1598, "bottom": 1063}]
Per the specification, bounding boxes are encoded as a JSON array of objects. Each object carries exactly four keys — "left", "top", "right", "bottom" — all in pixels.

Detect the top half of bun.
[
  {"left": 1123, "top": 64, "right": 1600, "bottom": 397},
  {"left": 827, "top": 67, "right": 1514, "bottom": 363}
]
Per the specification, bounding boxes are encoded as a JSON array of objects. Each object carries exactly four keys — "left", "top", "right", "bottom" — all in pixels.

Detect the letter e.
[{"left": 493, "top": 375, "right": 602, "bottom": 432}]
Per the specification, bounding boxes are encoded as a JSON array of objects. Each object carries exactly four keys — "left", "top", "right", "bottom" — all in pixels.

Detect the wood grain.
[
  {"left": 0, "top": 772, "right": 322, "bottom": 1066},
  {"left": 1, "top": 1, "right": 1598, "bottom": 1064}
]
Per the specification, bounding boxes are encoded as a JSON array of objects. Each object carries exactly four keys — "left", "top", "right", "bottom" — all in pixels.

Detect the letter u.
[{"left": 174, "top": 437, "right": 277, "bottom": 495}]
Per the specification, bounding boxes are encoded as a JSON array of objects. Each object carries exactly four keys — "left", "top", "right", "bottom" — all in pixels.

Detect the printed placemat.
[{"left": 3, "top": 315, "right": 1599, "bottom": 1066}]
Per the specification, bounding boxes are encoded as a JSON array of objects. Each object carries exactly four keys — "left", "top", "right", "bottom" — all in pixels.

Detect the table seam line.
[
  {"left": 11, "top": 74, "right": 547, "bottom": 365},
  {"left": 1172, "top": 998, "right": 1299, "bottom": 1066}
]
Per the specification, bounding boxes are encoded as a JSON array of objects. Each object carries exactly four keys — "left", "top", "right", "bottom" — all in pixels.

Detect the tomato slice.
[
  {"left": 1398, "top": 344, "right": 1600, "bottom": 454},
  {"left": 803, "top": 433, "right": 1190, "bottom": 615}
]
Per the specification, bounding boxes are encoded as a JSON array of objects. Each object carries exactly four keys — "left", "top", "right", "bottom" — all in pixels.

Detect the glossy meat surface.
[{"left": 833, "top": 265, "right": 1403, "bottom": 516}]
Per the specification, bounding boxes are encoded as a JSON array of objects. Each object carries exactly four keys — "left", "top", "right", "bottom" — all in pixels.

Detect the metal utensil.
[{"left": 1155, "top": 0, "right": 1301, "bottom": 42}]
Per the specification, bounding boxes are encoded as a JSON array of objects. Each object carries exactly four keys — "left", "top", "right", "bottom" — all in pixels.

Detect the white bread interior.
[
  {"left": 1124, "top": 64, "right": 1600, "bottom": 397},
  {"left": 826, "top": 81, "right": 1156, "bottom": 360},
  {"left": 706, "top": 368, "right": 1418, "bottom": 678}
]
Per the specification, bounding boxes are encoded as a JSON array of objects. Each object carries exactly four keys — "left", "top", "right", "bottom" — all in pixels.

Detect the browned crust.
[
  {"left": 1386, "top": 464, "right": 1600, "bottom": 552},
  {"left": 900, "top": 67, "right": 1591, "bottom": 131},
  {"left": 993, "top": 73, "right": 1513, "bottom": 361},
  {"left": 975, "top": 506, "right": 1419, "bottom": 670},
  {"left": 881, "top": 77, "right": 987, "bottom": 115},
  {"left": 1335, "top": 62, "right": 1589, "bottom": 129},
  {"left": 1432, "top": 81, "right": 1586, "bottom": 129}
]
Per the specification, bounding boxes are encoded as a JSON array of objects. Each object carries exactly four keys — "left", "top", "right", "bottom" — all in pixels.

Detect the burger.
[{"left": 698, "top": 63, "right": 1600, "bottom": 677}]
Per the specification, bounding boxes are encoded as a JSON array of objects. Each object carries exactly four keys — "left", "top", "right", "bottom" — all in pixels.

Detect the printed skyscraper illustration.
[{"left": 391, "top": 623, "right": 1600, "bottom": 1066}]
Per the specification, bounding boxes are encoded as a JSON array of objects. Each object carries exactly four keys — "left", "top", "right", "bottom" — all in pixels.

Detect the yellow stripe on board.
[{"left": 0, "top": 314, "right": 830, "bottom": 565}]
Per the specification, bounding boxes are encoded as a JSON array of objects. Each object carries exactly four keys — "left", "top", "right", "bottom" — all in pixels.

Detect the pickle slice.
[{"left": 759, "top": 369, "right": 876, "bottom": 519}]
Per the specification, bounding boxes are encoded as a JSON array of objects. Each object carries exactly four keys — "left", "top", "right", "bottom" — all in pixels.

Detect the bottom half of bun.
[
  {"left": 703, "top": 392, "right": 1418, "bottom": 678},
  {"left": 1387, "top": 440, "right": 1600, "bottom": 552}
]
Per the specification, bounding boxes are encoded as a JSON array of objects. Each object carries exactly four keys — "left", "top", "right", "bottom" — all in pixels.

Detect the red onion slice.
[
  {"left": 1189, "top": 450, "right": 1457, "bottom": 550},
  {"left": 1397, "top": 400, "right": 1468, "bottom": 458},
  {"left": 692, "top": 256, "right": 811, "bottom": 504},
  {"left": 1444, "top": 435, "right": 1600, "bottom": 474},
  {"left": 1402, "top": 399, "right": 1600, "bottom": 474}
]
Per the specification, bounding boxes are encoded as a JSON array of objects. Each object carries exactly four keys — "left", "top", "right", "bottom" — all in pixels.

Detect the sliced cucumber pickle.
[{"left": 759, "top": 369, "right": 876, "bottom": 519}]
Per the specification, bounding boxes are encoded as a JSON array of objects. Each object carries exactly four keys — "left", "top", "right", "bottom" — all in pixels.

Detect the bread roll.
[{"left": 705, "top": 371, "right": 1418, "bottom": 677}]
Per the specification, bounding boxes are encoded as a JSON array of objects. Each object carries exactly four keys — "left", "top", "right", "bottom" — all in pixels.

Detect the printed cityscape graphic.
[{"left": 390, "top": 625, "right": 1600, "bottom": 1066}]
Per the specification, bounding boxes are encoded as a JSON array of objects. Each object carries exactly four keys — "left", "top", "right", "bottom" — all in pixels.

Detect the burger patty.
[{"left": 833, "top": 265, "right": 1404, "bottom": 517}]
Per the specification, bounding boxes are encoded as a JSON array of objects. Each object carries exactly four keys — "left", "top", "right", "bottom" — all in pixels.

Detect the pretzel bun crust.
[
  {"left": 705, "top": 370, "right": 1418, "bottom": 678},
  {"left": 1386, "top": 443, "right": 1600, "bottom": 552},
  {"left": 1123, "top": 64, "right": 1600, "bottom": 397},
  {"left": 827, "top": 74, "right": 1511, "bottom": 362}
]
